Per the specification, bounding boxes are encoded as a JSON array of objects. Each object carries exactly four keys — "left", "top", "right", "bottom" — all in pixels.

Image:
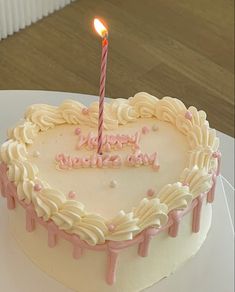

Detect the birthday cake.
[{"left": 0, "top": 92, "right": 221, "bottom": 292}]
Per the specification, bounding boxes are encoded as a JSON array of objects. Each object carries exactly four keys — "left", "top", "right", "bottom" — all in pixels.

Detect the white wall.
[{"left": 0, "top": 0, "right": 74, "bottom": 40}]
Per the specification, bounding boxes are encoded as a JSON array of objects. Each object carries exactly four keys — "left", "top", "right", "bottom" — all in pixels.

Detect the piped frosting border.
[{"left": 0, "top": 92, "right": 220, "bottom": 246}]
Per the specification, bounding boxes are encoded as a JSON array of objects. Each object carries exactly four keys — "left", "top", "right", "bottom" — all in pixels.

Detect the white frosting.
[
  {"left": 8, "top": 160, "right": 38, "bottom": 184},
  {"left": 156, "top": 96, "right": 186, "bottom": 124},
  {"left": 129, "top": 92, "right": 158, "bottom": 117},
  {"left": 25, "top": 104, "right": 65, "bottom": 131},
  {"left": 0, "top": 92, "right": 219, "bottom": 245},
  {"left": 110, "top": 98, "right": 138, "bottom": 124},
  {"left": 0, "top": 139, "right": 27, "bottom": 163},
  {"left": 176, "top": 107, "right": 208, "bottom": 136},
  {"left": 180, "top": 166, "right": 212, "bottom": 198},
  {"left": 70, "top": 213, "right": 108, "bottom": 246},
  {"left": 157, "top": 182, "right": 192, "bottom": 211},
  {"left": 17, "top": 179, "right": 35, "bottom": 204},
  {"left": 133, "top": 198, "right": 168, "bottom": 231},
  {"left": 106, "top": 211, "right": 139, "bottom": 241},
  {"left": 8, "top": 121, "right": 39, "bottom": 144},
  {"left": 59, "top": 99, "right": 89, "bottom": 125},
  {"left": 32, "top": 188, "right": 66, "bottom": 220},
  {"left": 187, "top": 125, "right": 219, "bottom": 151}
]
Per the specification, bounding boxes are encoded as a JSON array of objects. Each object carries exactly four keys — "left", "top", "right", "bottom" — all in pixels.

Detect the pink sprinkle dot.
[
  {"left": 82, "top": 108, "right": 89, "bottom": 115},
  {"left": 212, "top": 151, "right": 220, "bottom": 158},
  {"left": 108, "top": 224, "right": 116, "bottom": 232},
  {"left": 34, "top": 184, "right": 42, "bottom": 192},
  {"left": 68, "top": 191, "right": 76, "bottom": 199},
  {"left": 147, "top": 189, "right": 155, "bottom": 197},
  {"left": 142, "top": 126, "right": 150, "bottom": 134},
  {"left": 185, "top": 111, "right": 193, "bottom": 121},
  {"left": 182, "top": 182, "right": 189, "bottom": 187},
  {"left": 75, "top": 128, "right": 81, "bottom": 135}
]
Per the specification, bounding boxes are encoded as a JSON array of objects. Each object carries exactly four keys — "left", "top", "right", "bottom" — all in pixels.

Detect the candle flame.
[{"left": 94, "top": 18, "right": 108, "bottom": 38}]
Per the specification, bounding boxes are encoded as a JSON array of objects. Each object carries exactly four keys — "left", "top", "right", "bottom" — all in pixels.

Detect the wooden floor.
[{"left": 0, "top": 0, "right": 234, "bottom": 136}]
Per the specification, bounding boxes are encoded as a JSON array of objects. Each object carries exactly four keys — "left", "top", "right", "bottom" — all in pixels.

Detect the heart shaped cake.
[{"left": 0, "top": 92, "right": 221, "bottom": 292}]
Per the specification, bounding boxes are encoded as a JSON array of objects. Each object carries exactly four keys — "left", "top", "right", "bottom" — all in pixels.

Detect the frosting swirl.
[
  {"left": 8, "top": 121, "right": 39, "bottom": 144},
  {"left": 8, "top": 160, "right": 38, "bottom": 184},
  {"left": 106, "top": 211, "right": 139, "bottom": 241},
  {"left": 188, "top": 148, "right": 216, "bottom": 171},
  {"left": 134, "top": 198, "right": 168, "bottom": 231},
  {"left": 59, "top": 99, "right": 89, "bottom": 125},
  {"left": 110, "top": 98, "right": 138, "bottom": 124},
  {"left": 156, "top": 97, "right": 186, "bottom": 124},
  {"left": 180, "top": 166, "right": 212, "bottom": 198},
  {"left": 51, "top": 200, "right": 84, "bottom": 230},
  {"left": 17, "top": 179, "right": 35, "bottom": 203},
  {"left": 157, "top": 183, "right": 192, "bottom": 211},
  {"left": 0, "top": 140, "right": 27, "bottom": 163},
  {"left": 129, "top": 92, "right": 158, "bottom": 117},
  {"left": 176, "top": 107, "right": 208, "bottom": 136},
  {"left": 25, "top": 104, "right": 65, "bottom": 131},
  {"left": 72, "top": 214, "right": 108, "bottom": 246},
  {"left": 32, "top": 188, "right": 66, "bottom": 221},
  {"left": 187, "top": 125, "right": 219, "bottom": 151}
]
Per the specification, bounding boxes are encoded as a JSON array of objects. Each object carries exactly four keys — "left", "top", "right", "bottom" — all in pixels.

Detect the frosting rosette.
[
  {"left": 106, "top": 211, "right": 139, "bottom": 241},
  {"left": 129, "top": 92, "right": 158, "bottom": 117},
  {"left": 156, "top": 96, "right": 186, "bottom": 124},
  {"left": 25, "top": 104, "right": 65, "bottom": 131},
  {"left": 134, "top": 198, "right": 168, "bottom": 231}
]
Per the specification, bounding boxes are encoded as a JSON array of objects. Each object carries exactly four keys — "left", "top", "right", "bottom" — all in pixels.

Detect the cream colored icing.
[
  {"left": 156, "top": 96, "right": 186, "bottom": 124},
  {"left": 8, "top": 121, "right": 39, "bottom": 144},
  {"left": 8, "top": 159, "right": 38, "bottom": 184},
  {"left": 0, "top": 139, "right": 28, "bottom": 163},
  {"left": 129, "top": 92, "right": 158, "bottom": 117},
  {"left": 0, "top": 93, "right": 219, "bottom": 245},
  {"left": 110, "top": 98, "right": 138, "bottom": 124},
  {"left": 133, "top": 198, "right": 168, "bottom": 231},
  {"left": 157, "top": 182, "right": 192, "bottom": 211},
  {"left": 180, "top": 166, "right": 212, "bottom": 198},
  {"left": 25, "top": 104, "right": 65, "bottom": 131},
  {"left": 106, "top": 211, "right": 139, "bottom": 241}
]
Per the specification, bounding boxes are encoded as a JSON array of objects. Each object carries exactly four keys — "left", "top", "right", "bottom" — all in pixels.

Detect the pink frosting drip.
[
  {"left": 106, "top": 249, "right": 119, "bottom": 285},
  {"left": 71, "top": 235, "right": 84, "bottom": 259},
  {"left": 192, "top": 194, "right": 204, "bottom": 233},
  {"left": 216, "top": 151, "right": 222, "bottom": 176},
  {"left": 48, "top": 222, "right": 59, "bottom": 248},
  {"left": 207, "top": 173, "right": 217, "bottom": 203},
  {"left": 0, "top": 162, "right": 218, "bottom": 286},
  {"left": 168, "top": 210, "right": 182, "bottom": 237},
  {"left": 26, "top": 204, "right": 36, "bottom": 232}
]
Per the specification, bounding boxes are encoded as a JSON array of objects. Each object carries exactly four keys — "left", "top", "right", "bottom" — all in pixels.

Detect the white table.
[{"left": 0, "top": 90, "right": 234, "bottom": 292}]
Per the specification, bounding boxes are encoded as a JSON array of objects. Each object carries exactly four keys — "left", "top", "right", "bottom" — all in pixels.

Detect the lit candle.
[{"left": 94, "top": 18, "right": 109, "bottom": 155}]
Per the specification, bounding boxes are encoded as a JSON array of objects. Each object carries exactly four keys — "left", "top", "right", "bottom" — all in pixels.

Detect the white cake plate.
[{"left": 0, "top": 90, "right": 234, "bottom": 292}]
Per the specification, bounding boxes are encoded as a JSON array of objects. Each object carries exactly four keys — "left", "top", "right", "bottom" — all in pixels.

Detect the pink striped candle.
[{"left": 94, "top": 18, "right": 109, "bottom": 154}]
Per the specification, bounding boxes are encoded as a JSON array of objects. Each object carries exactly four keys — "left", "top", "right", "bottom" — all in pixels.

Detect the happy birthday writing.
[{"left": 55, "top": 127, "right": 160, "bottom": 171}]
